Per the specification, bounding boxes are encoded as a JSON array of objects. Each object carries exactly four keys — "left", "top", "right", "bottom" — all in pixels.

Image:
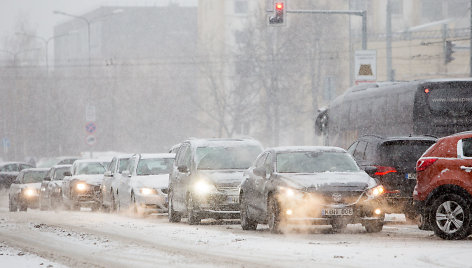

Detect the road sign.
[
  {"left": 85, "top": 122, "right": 97, "bottom": 134},
  {"left": 86, "top": 135, "right": 97, "bottom": 146},
  {"left": 355, "top": 50, "right": 377, "bottom": 83},
  {"left": 86, "top": 104, "right": 96, "bottom": 122},
  {"left": 2, "top": 138, "right": 10, "bottom": 154}
]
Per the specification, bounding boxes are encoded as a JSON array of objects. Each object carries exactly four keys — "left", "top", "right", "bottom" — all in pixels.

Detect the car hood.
[
  {"left": 197, "top": 170, "right": 245, "bottom": 187},
  {"left": 277, "top": 171, "right": 377, "bottom": 192},
  {"left": 20, "top": 182, "right": 41, "bottom": 190},
  {"left": 70, "top": 175, "right": 104, "bottom": 186},
  {"left": 131, "top": 174, "right": 169, "bottom": 189}
]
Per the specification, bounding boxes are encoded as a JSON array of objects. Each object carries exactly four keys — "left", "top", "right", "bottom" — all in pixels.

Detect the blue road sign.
[{"left": 85, "top": 122, "right": 97, "bottom": 134}]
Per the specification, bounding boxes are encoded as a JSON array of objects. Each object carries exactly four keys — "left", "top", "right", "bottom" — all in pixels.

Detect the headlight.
[
  {"left": 54, "top": 188, "right": 61, "bottom": 193},
  {"left": 367, "top": 185, "right": 385, "bottom": 198},
  {"left": 41, "top": 187, "right": 46, "bottom": 192},
  {"left": 76, "top": 183, "right": 88, "bottom": 191},
  {"left": 193, "top": 180, "right": 216, "bottom": 195},
  {"left": 139, "top": 188, "right": 157, "bottom": 195},
  {"left": 278, "top": 186, "right": 303, "bottom": 199},
  {"left": 24, "top": 188, "right": 36, "bottom": 197}
]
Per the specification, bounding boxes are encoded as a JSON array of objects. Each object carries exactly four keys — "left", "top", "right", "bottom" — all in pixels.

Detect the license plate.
[
  {"left": 406, "top": 173, "right": 417, "bottom": 180},
  {"left": 227, "top": 196, "right": 239, "bottom": 203},
  {"left": 322, "top": 208, "right": 353, "bottom": 216}
]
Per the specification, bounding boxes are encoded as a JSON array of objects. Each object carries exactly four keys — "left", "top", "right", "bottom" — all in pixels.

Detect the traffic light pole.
[{"left": 285, "top": 9, "right": 368, "bottom": 50}]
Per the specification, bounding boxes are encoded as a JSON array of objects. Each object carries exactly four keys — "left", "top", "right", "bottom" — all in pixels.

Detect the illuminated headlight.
[
  {"left": 76, "top": 183, "right": 88, "bottom": 191},
  {"left": 278, "top": 186, "right": 302, "bottom": 199},
  {"left": 24, "top": 189, "right": 36, "bottom": 197},
  {"left": 54, "top": 188, "right": 61, "bottom": 193},
  {"left": 367, "top": 185, "right": 385, "bottom": 198},
  {"left": 139, "top": 188, "right": 157, "bottom": 195},
  {"left": 41, "top": 187, "right": 46, "bottom": 192},
  {"left": 193, "top": 180, "right": 216, "bottom": 195}
]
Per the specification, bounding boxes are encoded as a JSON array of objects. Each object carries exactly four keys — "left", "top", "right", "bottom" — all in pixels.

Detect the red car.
[{"left": 414, "top": 131, "right": 472, "bottom": 240}]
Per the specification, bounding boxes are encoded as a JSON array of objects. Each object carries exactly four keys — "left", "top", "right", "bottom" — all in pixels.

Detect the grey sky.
[{"left": 0, "top": 0, "right": 197, "bottom": 42}]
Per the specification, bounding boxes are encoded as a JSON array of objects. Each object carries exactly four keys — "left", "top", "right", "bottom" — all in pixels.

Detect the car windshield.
[
  {"left": 118, "top": 158, "right": 130, "bottom": 173},
  {"left": 22, "top": 170, "right": 48, "bottom": 183},
  {"left": 76, "top": 162, "right": 107, "bottom": 175},
  {"left": 54, "top": 167, "right": 71, "bottom": 180},
  {"left": 196, "top": 145, "right": 262, "bottom": 170},
  {"left": 136, "top": 158, "right": 174, "bottom": 175},
  {"left": 276, "top": 151, "right": 360, "bottom": 173}
]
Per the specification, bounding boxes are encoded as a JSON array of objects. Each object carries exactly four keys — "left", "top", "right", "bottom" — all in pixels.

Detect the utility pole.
[{"left": 386, "top": 0, "right": 393, "bottom": 81}]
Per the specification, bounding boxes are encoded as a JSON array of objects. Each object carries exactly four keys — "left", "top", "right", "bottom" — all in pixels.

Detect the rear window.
[
  {"left": 379, "top": 140, "right": 436, "bottom": 167},
  {"left": 427, "top": 83, "right": 472, "bottom": 116}
]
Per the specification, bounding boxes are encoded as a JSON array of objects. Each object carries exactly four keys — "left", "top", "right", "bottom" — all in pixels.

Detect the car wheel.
[
  {"left": 111, "top": 192, "right": 117, "bottom": 212},
  {"left": 168, "top": 190, "right": 181, "bottom": 223},
  {"left": 19, "top": 204, "right": 27, "bottom": 212},
  {"left": 9, "top": 197, "right": 17, "bottom": 212},
  {"left": 364, "top": 221, "right": 383, "bottom": 233},
  {"left": 429, "top": 194, "right": 471, "bottom": 240},
  {"left": 39, "top": 195, "right": 48, "bottom": 211},
  {"left": 187, "top": 194, "right": 201, "bottom": 225},
  {"left": 240, "top": 192, "right": 257, "bottom": 230},
  {"left": 268, "top": 195, "right": 282, "bottom": 233}
]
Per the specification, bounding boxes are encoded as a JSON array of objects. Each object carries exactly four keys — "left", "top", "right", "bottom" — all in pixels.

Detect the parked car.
[
  {"left": 414, "top": 131, "right": 472, "bottom": 240},
  {"left": 0, "top": 162, "right": 34, "bottom": 189},
  {"left": 347, "top": 135, "right": 437, "bottom": 220},
  {"left": 62, "top": 159, "right": 110, "bottom": 211},
  {"left": 38, "top": 165, "right": 72, "bottom": 210},
  {"left": 239, "top": 146, "right": 386, "bottom": 233},
  {"left": 169, "top": 143, "right": 181, "bottom": 154},
  {"left": 36, "top": 156, "right": 79, "bottom": 168},
  {"left": 100, "top": 154, "right": 132, "bottom": 211},
  {"left": 117, "top": 153, "right": 175, "bottom": 215},
  {"left": 168, "top": 138, "right": 263, "bottom": 224},
  {"left": 8, "top": 168, "right": 49, "bottom": 211}
]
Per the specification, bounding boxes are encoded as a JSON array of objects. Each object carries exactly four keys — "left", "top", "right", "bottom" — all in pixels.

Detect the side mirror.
[
  {"left": 253, "top": 167, "right": 266, "bottom": 178},
  {"left": 363, "top": 166, "right": 377, "bottom": 177},
  {"left": 104, "top": 171, "right": 112, "bottom": 177},
  {"left": 64, "top": 171, "right": 72, "bottom": 177},
  {"left": 122, "top": 170, "right": 131, "bottom": 177},
  {"left": 178, "top": 165, "right": 189, "bottom": 173},
  {"left": 43, "top": 177, "right": 51, "bottom": 181}
]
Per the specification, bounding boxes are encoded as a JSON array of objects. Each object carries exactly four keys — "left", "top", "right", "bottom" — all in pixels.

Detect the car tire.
[
  {"left": 240, "top": 192, "right": 257, "bottom": 230},
  {"left": 364, "top": 221, "right": 383, "bottom": 233},
  {"left": 132, "top": 193, "right": 142, "bottom": 217},
  {"left": 39, "top": 196, "right": 48, "bottom": 211},
  {"left": 19, "top": 204, "right": 27, "bottom": 212},
  {"left": 168, "top": 190, "right": 181, "bottom": 223},
  {"left": 111, "top": 192, "right": 117, "bottom": 212},
  {"left": 187, "top": 194, "right": 201, "bottom": 225},
  {"left": 267, "top": 195, "right": 282, "bottom": 234},
  {"left": 429, "top": 194, "right": 471, "bottom": 240},
  {"left": 9, "top": 197, "right": 17, "bottom": 212}
]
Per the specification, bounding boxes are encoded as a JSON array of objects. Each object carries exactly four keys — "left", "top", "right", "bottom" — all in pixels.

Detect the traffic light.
[
  {"left": 445, "top": 40, "right": 455, "bottom": 64},
  {"left": 269, "top": 1, "right": 286, "bottom": 25}
]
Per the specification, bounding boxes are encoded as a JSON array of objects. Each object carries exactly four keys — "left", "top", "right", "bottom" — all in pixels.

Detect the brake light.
[
  {"left": 416, "top": 158, "right": 437, "bottom": 172},
  {"left": 374, "top": 166, "right": 397, "bottom": 176}
]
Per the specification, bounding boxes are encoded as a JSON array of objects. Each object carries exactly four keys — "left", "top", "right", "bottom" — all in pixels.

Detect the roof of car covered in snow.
[
  {"left": 267, "top": 146, "right": 347, "bottom": 153},
  {"left": 184, "top": 138, "right": 263, "bottom": 148},
  {"left": 139, "top": 153, "right": 175, "bottom": 159}
]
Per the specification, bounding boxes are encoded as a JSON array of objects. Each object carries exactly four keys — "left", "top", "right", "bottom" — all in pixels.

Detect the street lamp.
[
  {"left": 53, "top": 10, "right": 91, "bottom": 68},
  {"left": 15, "top": 32, "right": 71, "bottom": 73}
]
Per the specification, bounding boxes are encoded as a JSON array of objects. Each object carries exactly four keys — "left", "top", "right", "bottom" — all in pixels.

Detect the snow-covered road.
[{"left": 0, "top": 197, "right": 471, "bottom": 267}]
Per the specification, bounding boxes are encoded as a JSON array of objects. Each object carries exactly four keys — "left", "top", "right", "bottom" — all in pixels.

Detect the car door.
[
  {"left": 172, "top": 144, "right": 192, "bottom": 211},
  {"left": 245, "top": 152, "right": 267, "bottom": 216},
  {"left": 42, "top": 168, "right": 54, "bottom": 200},
  {"left": 352, "top": 140, "right": 368, "bottom": 168},
  {"left": 119, "top": 156, "right": 137, "bottom": 208},
  {"left": 457, "top": 137, "right": 472, "bottom": 185}
]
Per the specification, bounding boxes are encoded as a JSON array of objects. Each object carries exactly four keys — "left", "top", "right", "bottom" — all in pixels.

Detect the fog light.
[
  {"left": 374, "top": 208, "right": 381, "bottom": 215},
  {"left": 286, "top": 209, "right": 293, "bottom": 216}
]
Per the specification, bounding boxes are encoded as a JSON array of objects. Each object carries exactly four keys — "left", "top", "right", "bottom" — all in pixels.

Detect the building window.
[
  {"left": 234, "top": 0, "right": 248, "bottom": 14},
  {"left": 422, "top": 0, "right": 442, "bottom": 20},
  {"left": 390, "top": 0, "right": 403, "bottom": 15}
]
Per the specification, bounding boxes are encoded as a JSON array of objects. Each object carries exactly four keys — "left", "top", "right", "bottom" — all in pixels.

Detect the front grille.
[
  {"left": 303, "top": 191, "right": 365, "bottom": 206},
  {"left": 216, "top": 186, "right": 239, "bottom": 194}
]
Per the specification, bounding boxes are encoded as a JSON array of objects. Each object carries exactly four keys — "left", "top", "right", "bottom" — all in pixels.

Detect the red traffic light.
[{"left": 275, "top": 2, "right": 284, "bottom": 10}]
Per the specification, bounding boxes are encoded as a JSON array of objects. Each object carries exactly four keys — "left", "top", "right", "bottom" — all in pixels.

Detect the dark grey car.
[
  {"left": 168, "top": 138, "right": 263, "bottom": 224},
  {"left": 240, "top": 146, "right": 387, "bottom": 233},
  {"left": 0, "top": 162, "right": 34, "bottom": 189},
  {"left": 39, "top": 165, "right": 72, "bottom": 210}
]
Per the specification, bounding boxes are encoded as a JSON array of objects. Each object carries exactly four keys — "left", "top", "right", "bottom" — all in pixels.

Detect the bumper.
[
  {"left": 135, "top": 193, "right": 168, "bottom": 214},
  {"left": 279, "top": 197, "right": 385, "bottom": 225},
  {"left": 192, "top": 192, "right": 240, "bottom": 219},
  {"left": 20, "top": 195, "right": 40, "bottom": 208}
]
